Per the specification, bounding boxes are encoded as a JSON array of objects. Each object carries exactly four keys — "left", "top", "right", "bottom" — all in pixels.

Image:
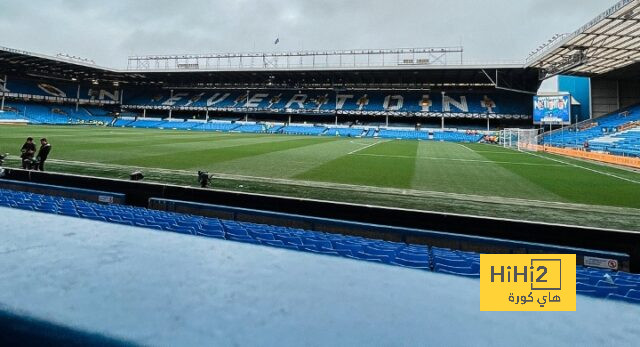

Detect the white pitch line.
[
  {"left": 523, "top": 151, "right": 640, "bottom": 185},
  {"left": 471, "top": 150, "right": 528, "bottom": 155},
  {"left": 354, "top": 153, "right": 565, "bottom": 167},
  {"left": 347, "top": 140, "right": 391, "bottom": 155},
  {"left": 456, "top": 143, "right": 477, "bottom": 154}
]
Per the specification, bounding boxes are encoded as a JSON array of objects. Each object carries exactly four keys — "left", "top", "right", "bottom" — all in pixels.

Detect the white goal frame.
[{"left": 499, "top": 128, "right": 541, "bottom": 151}]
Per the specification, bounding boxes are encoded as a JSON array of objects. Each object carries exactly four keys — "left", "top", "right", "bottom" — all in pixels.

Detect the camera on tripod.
[{"left": 197, "top": 171, "right": 213, "bottom": 188}]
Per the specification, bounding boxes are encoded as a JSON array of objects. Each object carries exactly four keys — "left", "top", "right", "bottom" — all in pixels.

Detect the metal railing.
[{"left": 126, "top": 47, "right": 466, "bottom": 71}]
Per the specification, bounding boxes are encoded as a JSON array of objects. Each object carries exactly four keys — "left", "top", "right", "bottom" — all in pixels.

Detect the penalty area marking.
[
  {"left": 347, "top": 140, "right": 391, "bottom": 155},
  {"left": 455, "top": 143, "right": 477, "bottom": 154}
]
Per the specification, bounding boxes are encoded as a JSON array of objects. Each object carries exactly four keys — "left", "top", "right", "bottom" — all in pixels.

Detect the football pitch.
[{"left": 1, "top": 125, "right": 639, "bottom": 231}]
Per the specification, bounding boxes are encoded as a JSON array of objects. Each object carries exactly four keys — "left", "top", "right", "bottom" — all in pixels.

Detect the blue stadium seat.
[
  {"left": 391, "top": 256, "right": 430, "bottom": 270},
  {"left": 434, "top": 263, "right": 479, "bottom": 276},
  {"left": 542, "top": 104, "right": 640, "bottom": 157},
  {"left": 2, "top": 101, "right": 113, "bottom": 125},
  {"left": 577, "top": 282, "right": 619, "bottom": 298},
  {"left": 606, "top": 294, "right": 640, "bottom": 304},
  {"left": 326, "top": 127, "right": 366, "bottom": 137},
  {"left": 1, "top": 186, "right": 639, "bottom": 306},
  {"left": 279, "top": 125, "right": 327, "bottom": 136},
  {"left": 118, "top": 88, "right": 531, "bottom": 117}
]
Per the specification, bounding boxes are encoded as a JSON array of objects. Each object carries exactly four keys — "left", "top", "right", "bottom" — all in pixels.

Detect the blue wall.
[{"left": 558, "top": 76, "right": 591, "bottom": 122}]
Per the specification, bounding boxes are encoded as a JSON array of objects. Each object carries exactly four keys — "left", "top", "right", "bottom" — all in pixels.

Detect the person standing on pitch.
[
  {"left": 36, "top": 138, "right": 52, "bottom": 171},
  {"left": 20, "top": 137, "right": 36, "bottom": 169}
]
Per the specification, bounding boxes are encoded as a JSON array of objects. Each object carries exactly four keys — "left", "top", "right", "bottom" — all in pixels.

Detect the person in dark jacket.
[
  {"left": 20, "top": 137, "right": 36, "bottom": 169},
  {"left": 36, "top": 138, "right": 52, "bottom": 171}
]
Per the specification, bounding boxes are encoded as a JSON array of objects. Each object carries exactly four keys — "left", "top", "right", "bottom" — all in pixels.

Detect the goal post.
[{"left": 499, "top": 128, "right": 541, "bottom": 151}]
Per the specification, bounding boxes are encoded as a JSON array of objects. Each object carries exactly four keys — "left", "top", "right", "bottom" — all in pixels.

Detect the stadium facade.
[{"left": 0, "top": 46, "right": 540, "bottom": 133}]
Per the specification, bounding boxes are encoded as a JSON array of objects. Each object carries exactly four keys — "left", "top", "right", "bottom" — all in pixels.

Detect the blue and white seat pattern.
[{"left": 1, "top": 187, "right": 639, "bottom": 305}]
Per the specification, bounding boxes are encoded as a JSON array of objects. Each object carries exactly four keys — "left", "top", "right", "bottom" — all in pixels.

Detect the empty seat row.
[
  {"left": 378, "top": 129, "right": 428, "bottom": 140},
  {"left": 2, "top": 102, "right": 112, "bottom": 125},
  {"left": 279, "top": 126, "right": 327, "bottom": 135},
  {"left": 1, "top": 186, "right": 639, "bottom": 304},
  {"left": 0, "top": 188, "right": 430, "bottom": 271},
  {"left": 542, "top": 105, "right": 640, "bottom": 156},
  {"left": 326, "top": 128, "right": 366, "bottom": 137}
]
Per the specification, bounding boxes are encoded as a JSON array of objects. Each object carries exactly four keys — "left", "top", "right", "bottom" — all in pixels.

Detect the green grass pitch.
[{"left": 1, "top": 125, "right": 639, "bottom": 231}]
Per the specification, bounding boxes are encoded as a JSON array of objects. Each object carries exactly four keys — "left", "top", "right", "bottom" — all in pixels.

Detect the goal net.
[{"left": 499, "top": 128, "right": 540, "bottom": 151}]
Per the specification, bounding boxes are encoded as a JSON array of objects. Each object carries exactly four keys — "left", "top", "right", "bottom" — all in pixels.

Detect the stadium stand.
[
  {"left": 265, "top": 124, "right": 285, "bottom": 133},
  {"left": 104, "top": 117, "right": 487, "bottom": 143},
  {"left": 1, "top": 101, "right": 113, "bottom": 125},
  {"left": 113, "top": 117, "right": 135, "bottom": 127},
  {"left": 120, "top": 89, "right": 532, "bottom": 118},
  {"left": 542, "top": 104, "right": 640, "bottom": 157},
  {"left": 434, "top": 131, "right": 484, "bottom": 142},
  {"left": 1, "top": 185, "right": 639, "bottom": 304},
  {"left": 84, "top": 106, "right": 113, "bottom": 118},
  {"left": 163, "top": 120, "right": 204, "bottom": 130},
  {"left": 1, "top": 75, "right": 510, "bottom": 143},
  {"left": 198, "top": 121, "right": 240, "bottom": 132},
  {"left": 126, "top": 118, "right": 167, "bottom": 129},
  {"left": 0, "top": 108, "right": 27, "bottom": 121},
  {"left": 378, "top": 129, "right": 428, "bottom": 140},
  {"left": 279, "top": 125, "right": 327, "bottom": 135},
  {"left": 2, "top": 77, "right": 120, "bottom": 104},
  {"left": 4, "top": 77, "right": 529, "bottom": 119},
  {"left": 604, "top": 129, "right": 640, "bottom": 157},
  {"left": 326, "top": 127, "right": 367, "bottom": 137},
  {"left": 232, "top": 123, "right": 265, "bottom": 133}
]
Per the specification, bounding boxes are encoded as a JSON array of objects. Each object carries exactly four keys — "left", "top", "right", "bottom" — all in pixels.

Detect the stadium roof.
[
  {"left": 0, "top": 45, "right": 122, "bottom": 82},
  {"left": 527, "top": 0, "right": 640, "bottom": 79},
  {"left": 0, "top": 45, "right": 540, "bottom": 92}
]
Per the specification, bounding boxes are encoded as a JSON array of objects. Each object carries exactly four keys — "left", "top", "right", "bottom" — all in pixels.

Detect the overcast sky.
[{"left": 0, "top": 0, "right": 610, "bottom": 68}]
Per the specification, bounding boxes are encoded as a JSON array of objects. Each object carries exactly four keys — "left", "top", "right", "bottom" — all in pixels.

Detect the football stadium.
[{"left": 1, "top": 0, "right": 640, "bottom": 345}]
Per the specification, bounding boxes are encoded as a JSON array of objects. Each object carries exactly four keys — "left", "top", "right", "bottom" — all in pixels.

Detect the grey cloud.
[{"left": 0, "top": 0, "right": 609, "bottom": 68}]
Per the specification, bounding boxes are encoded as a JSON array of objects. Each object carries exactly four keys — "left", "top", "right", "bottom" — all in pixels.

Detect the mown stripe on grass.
[
  {"left": 209, "top": 138, "right": 377, "bottom": 178},
  {"left": 472, "top": 144, "right": 640, "bottom": 208},
  {"left": 109, "top": 137, "right": 338, "bottom": 170},
  {"left": 410, "top": 141, "right": 565, "bottom": 201},
  {"left": 295, "top": 140, "right": 419, "bottom": 188},
  {"left": 29, "top": 132, "right": 280, "bottom": 164}
]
